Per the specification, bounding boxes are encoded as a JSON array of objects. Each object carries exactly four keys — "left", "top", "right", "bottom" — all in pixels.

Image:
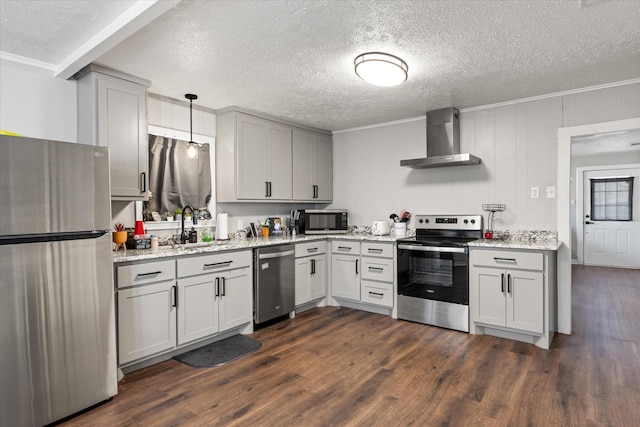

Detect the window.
[
  {"left": 590, "top": 177, "right": 634, "bottom": 221},
  {"left": 146, "top": 134, "right": 212, "bottom": 218}
]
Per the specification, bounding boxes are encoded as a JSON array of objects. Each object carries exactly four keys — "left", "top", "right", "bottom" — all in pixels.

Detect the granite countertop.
[
  {"left": 468, "top": 230, "right": 561, "bottom": 251},
  {"left": 113, "top": 231, "right": 413, "bottom": 263}
]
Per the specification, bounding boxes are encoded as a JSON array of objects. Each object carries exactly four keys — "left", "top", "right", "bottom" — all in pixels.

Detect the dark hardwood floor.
[{"left": 63, "top": 265, "right": 640, "bottom": 426}]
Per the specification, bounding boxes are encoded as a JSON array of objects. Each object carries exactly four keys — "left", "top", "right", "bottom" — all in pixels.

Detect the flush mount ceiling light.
[
  {"left": 354, "top": 52, "right": 408, "bottom": 87},
  {"left": 185, "top": 93, "right": 199, "bottom": 159}
]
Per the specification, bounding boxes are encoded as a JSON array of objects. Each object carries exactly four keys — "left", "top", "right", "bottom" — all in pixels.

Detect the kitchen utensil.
[
  {"left": 372, "top": 221, "right": 390, "bottom": 235},
  {"left": 389, "top": 213, "right": 399, "bottom": 223},
  {"left": 401, "top": 212, "right": 411, "bottom": 222}
]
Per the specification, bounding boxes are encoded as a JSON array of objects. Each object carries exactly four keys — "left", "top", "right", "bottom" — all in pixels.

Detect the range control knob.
[
  {"left": 470, "top": 219, "right": 476, "bottom": 224},
  {"left": 419, "top": 219, "right": 424, "bottom": 224},
  {"left": 425, "top": 219, "right": 430, "bottom": 224},
  {"left": 464, "top": 219, "right": 469, "bottom": 224}
]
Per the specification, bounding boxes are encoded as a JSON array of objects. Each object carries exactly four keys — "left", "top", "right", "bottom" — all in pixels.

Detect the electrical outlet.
[
  {"left": 546, "top": 186, "right": 556, "bottom": 198},
  {"left": 531, "top": 187, "right": 539, "bottom": 198}
]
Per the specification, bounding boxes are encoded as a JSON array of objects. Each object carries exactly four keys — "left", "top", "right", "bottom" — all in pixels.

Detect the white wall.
[
  {"left": 332, "top": 83, "right": 640, "bottom": 231},
  {"left": 0, "top": 59, "right": 77, "bottom": 142}
]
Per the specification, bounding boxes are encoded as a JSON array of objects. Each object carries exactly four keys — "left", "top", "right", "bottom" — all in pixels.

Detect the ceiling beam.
[{"left": 55, "top": 0, "right": 181, "bottom": 80}]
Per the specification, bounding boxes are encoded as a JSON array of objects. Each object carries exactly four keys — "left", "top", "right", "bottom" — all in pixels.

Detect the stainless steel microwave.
[{"left": 299, "top": 209, "right": 348, "bottom": 234}]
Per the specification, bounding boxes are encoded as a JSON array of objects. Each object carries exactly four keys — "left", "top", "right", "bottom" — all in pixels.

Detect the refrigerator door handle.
[{"left": 0, "top": 230, "right": 108, "bottom": 246}]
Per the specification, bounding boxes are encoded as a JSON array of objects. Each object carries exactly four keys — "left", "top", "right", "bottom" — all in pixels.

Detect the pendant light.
[
  {"left": 185, "top": 93, "right": 199, "bottom": 159},
  {"left": 354, "top": 52, "right": 408, "bottom": 87}
]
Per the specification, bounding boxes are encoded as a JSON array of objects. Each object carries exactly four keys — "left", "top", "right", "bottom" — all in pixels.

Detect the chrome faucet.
[{"left": 180, "top": 205, "right": 198, "bottom": 243}]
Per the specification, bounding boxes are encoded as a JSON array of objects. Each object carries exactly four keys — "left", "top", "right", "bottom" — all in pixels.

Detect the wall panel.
[{"left": 332, "top": 82, "right": 638, "bottom": 232}]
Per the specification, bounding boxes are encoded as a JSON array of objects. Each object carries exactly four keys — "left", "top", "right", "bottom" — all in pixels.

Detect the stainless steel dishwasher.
[{"left": 254, "top": 244, "right": 295, "bottom": 324}]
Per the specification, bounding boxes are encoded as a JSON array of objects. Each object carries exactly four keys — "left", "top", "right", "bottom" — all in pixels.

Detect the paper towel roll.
[{"left": 217, "top": 212, "right": 228, "bottom": 240}]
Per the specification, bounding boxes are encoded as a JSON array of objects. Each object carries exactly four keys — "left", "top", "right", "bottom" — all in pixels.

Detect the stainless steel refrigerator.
[{"left": 0, "top": 135, "right": 117, "bottom": 426}]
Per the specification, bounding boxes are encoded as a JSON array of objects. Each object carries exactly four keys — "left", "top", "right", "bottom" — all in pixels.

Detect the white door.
[{"left": 583, "top": 166, "right": 640, "bottom": 268}]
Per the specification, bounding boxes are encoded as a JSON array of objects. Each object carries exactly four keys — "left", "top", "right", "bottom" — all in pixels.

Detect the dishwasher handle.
[{"left": 258, "top": 249, "right": 295, "bottom": 260}]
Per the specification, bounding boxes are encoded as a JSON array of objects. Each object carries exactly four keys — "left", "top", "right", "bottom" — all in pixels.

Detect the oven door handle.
[{"left": 397, "top": 244, "right": 466, "bottom": 254}]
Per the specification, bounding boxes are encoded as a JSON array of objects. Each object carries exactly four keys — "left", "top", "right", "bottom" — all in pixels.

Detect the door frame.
[
  {"left": 557, "top": 117, "right": 640, "bottom": 335},
  {"left": 576, "top": 163, "right": 640, "bottom": 265}
]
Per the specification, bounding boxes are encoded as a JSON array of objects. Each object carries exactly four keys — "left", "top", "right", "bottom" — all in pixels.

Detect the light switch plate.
[
  {"left": 531, "top": 187, "right": 539, "bottom": 198},
  {"left": 546, "top": 186, "right": 556, "bottom": 198}
]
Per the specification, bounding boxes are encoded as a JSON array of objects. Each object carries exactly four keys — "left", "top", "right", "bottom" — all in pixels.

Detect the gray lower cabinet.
[
  {"left": 469, "top": 247, "right": 557, "bottom": 349},
  {"left": 115, "top": 250, "right": 252, "bottom": 367},
  {"left": 116, "top": 260, "right": 177, "bottom": 365},
  {"left": 76, "top": 65, "right": 150, "bottom": 201},
  {"left": 295, "top": 241, "right": 327, "bottom": 306},
  {"left": 331, "top": 241, "right": 361, "bottom": 301},
  {"left": 330, "top": 241, "right": 394, "bottom": 308},
  {"left": 176, "top": 251, "right": 253, "bottom": 345}
]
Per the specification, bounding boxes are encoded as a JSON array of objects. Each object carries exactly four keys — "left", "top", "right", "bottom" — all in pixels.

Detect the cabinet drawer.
[
  {"left": 331, "top": 240, "right": 360, "bottom": 255},
  {"left": 177, "top": 250, "right": 252, "bottom": 278},
  {"left": 295, "top": 240, "right": 327, "bottom": 257},
  {"left": 117, "top": 260, "right": 175, "bottom": 289},
  {"left": 361, "top": 242, "right": 393, "bottom": 258},
  {"left": 361, "top": 280, "right": 393, "bottom": 307},
  {"left": 471, "top": 249, "right": 543, "bottom": 271},
  {"left": 361, "top": 257, "right": 394, "bottom": 282}
]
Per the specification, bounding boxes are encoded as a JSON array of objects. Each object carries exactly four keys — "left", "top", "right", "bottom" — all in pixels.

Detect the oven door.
[{"left": 397, "top": 244, "right": 469, "bottom": 305}]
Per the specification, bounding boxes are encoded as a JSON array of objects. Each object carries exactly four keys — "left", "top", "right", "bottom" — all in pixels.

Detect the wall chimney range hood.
[{"left": 400, "top": 107, "right": 481, "bottom": 168}]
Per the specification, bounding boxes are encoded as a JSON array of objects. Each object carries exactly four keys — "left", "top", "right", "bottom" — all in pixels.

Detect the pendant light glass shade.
[
  {"left": 354, "top": 52, "right": 408, "bottom": 87},
  {"left": 185, "top": 93, "right": 199, "bottom": 159}
]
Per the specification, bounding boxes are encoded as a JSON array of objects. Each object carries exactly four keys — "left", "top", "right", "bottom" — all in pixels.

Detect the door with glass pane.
[{"left": 583, "top": 166, "right": 640, "bottom": 268}]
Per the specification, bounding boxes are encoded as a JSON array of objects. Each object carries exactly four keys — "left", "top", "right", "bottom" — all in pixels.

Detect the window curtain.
[{"left": 148, "top": 135, "right": 212, "bottom": 217}]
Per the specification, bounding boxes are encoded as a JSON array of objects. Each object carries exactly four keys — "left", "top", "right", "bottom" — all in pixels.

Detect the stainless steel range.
[{"left": 396, "top": 214, "right": 483, "bottom": 332}]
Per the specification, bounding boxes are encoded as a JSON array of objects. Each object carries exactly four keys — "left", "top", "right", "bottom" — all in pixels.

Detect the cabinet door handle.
[
  {"left": 368, "top": 266, "right": 384, "bottom": 272},
  {"left": 313, "top": 185, "right": 318, "bottom": 199},
  {"left": 172, "top": 285, "right": 177, "bottom": 307},
  {"left": 338, "top": 246, "right": 352, "bottom": 251},
  {"left": 368, "top": 248, "right": 383, "bottom": 253},
  {"left": 501, "top": 273, "right": 505, "bottom": 293},
  {"left": 268, "top": 181, "right": 272, "bottom": 197},
  {"left": 355, "top": 259, "right": 359, "bottom": 275},
  {"left": 136, "top": 271, "right": 162, "bottom": 277},
  {"left": 307, "top": 247, "right": 318, "bottom": 253},
  {"left": 508, "top": 274, "right": 512, "bottom": 294},
  {"left": 140, "top": 172, "right": 146, "bottom": 193},
  {"left": 369, "top": 291, "right": 384, "bottom": 298},
  {"left": 311, "top": 259, "right": 316, "bottom": 275},
  {"left": 221, "top": 277, "right": 226, "bottom": 297},
  {"left": 215, "top": 277, "right": 220, "bottom": 297},
  {"left": 204, "top": 261, "right": 233, "bottom": 269}
]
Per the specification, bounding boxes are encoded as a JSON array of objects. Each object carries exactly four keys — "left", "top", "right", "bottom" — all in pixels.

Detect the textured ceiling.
[
  {"left": 1, "top": 0, "right": 640, "bottom": 131},
  {"left": 0, "top": 0, "right": 137, "bottom": 65}
]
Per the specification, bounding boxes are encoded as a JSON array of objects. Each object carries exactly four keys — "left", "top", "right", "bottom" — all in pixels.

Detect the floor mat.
[{"left": 173, "top": 335, "right": 262, "bottom": 368}]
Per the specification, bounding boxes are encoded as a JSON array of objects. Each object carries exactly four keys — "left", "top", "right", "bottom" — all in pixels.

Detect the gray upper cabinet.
[
  {"left": 76, "top": 65, "right": 150, "bottom": 201},
  {"left": 217, "top": 110, "right": 332, "bottom": 203},
  {"left": 292, "top": 129, "right": 333, "bottom": 202},
  {"left": 217, "top": 111, "right": 293, "bottom": 202}
]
